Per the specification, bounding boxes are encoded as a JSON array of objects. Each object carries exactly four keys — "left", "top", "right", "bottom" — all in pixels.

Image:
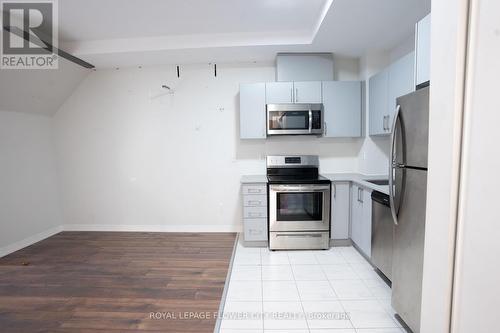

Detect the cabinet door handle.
[
  {"left": 247, "top": 188, "right": 262, "bottom": 194},
  {"left": 290, "top": 87, "right": 293, "bottom": 102},
  {"left": 359, "top": 188, "right": 364, "bottom": 203},
  {"left": 247, "top": 200, "right": 262, "bottom": 206},
  {"left": 248, "top": 212, "right": 263, "bottom": 218},
  {"left": 324, "top": 121, "right": 327, "bottom": 136},
  {"left": 333, "top": 183, "right": 336, "bottom": 198},
  {"left": 295, "top": 88, "right": 299, "bottom": 102},
  {"left": 249, "top": 229, "right": 262, "bottom": 235}
]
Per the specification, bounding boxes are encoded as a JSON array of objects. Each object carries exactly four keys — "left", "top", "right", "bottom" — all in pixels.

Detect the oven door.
[
  {"left": 267, "top": 104, "right": 323, "bottom": 135},
  {"left": 269, "top": 184, "right": 331, "bottom": 232}
]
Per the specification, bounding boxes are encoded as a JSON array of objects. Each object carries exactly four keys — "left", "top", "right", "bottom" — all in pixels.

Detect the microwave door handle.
[{"left": 308, "top": 110, "right": 312, "bottom": 133}]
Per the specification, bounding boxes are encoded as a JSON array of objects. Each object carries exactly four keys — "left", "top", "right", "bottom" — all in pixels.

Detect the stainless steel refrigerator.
[{"left": 389, "top": 86, "right": 429, "bottom": 333}]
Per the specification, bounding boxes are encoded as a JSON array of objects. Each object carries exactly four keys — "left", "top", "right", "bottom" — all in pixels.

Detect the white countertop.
[
  {"left": 240, "top": 173, "right": 389, "bottom": 194},
  {"left": 240, "top": 175, "right": 268, "bottom": 184},
  {"left": 323, "top": 173, "right": 389, "bottom": 195}
]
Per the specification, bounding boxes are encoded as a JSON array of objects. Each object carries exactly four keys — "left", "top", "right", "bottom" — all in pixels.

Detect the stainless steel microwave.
[{"left": 266, "top": 103, "right": 324, "bottom": 136}]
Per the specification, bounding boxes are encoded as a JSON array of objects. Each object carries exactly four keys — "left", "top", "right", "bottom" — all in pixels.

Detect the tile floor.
[{"left": 219, "top": 242, "right": 405, "bottom": 333}]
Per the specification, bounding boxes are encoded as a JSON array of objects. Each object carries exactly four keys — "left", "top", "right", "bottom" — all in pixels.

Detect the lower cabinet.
[
  {"left": 242, "top": 183, "right": 268, "bottom": 242},
  {"left": 331, "top": 181, "right": 351, "bottom": 240},
  {"left": 350, "top": 184, "right": 373, "bottom": 257}
]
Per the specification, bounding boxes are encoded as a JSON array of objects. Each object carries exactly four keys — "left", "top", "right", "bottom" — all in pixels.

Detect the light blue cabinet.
[
  {"left": 415, "top": 13, "right": 431, "bottom": 87},
  {"left": 265, "top": 82, "right": 294, "bottom": 104},
  {"left": 369, "top": 52, "right": 415, "bottom": 136},
  {"left": 239, "top": 83, "right": 266, "bottom": 139},
  {"left": 293, "top": 81, "right": 322, "bottom": 103},
  {"left": 322, "top": 81, "right": 362, "bottom": 137},
  {"left": 369, "top": 68, "right": 389, "bottom": 135},
  {"left": 388, "top": 51, "right": 415, "bottom": 125},
  {"left": 331, "top": 181, "right": 351, "bottom": 240},
  {"left": 350, "top": 184, "right": 372, "bottom": 257}
]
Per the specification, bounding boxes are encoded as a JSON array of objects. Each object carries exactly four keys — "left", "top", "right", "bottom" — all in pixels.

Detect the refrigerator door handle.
[{"left": 389, "top": 104, "right": 401, "bottom": 225}]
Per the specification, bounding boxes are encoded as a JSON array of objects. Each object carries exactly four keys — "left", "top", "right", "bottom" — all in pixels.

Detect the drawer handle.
[
  {"left": 247, "top": 188, "right": 262, "bottom": 194},
  {"left": 249, "top": 229, "right": 263, "bottom": 235},
  {"left": 247, "top": 200, "right": 262, "bottom": 205},
  {"left": 276, "top": 233, "right": 322, "bottom": 238},
  {"left": 247, "top": 212, "right": 264, "bottom": 218}
]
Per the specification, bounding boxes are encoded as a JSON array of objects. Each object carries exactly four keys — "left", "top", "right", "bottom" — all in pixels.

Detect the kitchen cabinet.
[
  {"left": 265, "top": 81, "right": 322, "bottom": 104},
  {"left": 242, "top": 183, "right": 268, "bottom": 242},
  {"left": 350, "top": 184, "right": 372, "bottom": 257},
  {"left": 369, "top": 52, "right": 415, "bottom": 136},
  {"left": 331, "top": 181, "right": 351, "bottom": 240},
  {"left": 292, "top": 81, "right": 322, "bottom": 103},
  {"left": 322, "top": 81, "right": 362, "bottom": 137},
  {"left": 239, "top": 83, "right": 266, "bottom": 139},
  {"left": 415, "top": 13, "right": 431, "bottom": 87},
  {"left": 265, "top": 82, "right": 294, "bottom": 104},
  {"left": 369, "top": 68, "right": 389, "bottom": 135},
  {"left": 388, "top": 51, "right": 415, "bottom": 126}
]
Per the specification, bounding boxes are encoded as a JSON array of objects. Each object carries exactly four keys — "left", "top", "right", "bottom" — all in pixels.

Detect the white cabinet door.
[
  {"left": 369, "top": 68, "right": 389, "bottom": 136},
  {"left": 360, "top": 187, "right": 373, "bottom": 258},
  {"left": 331, "top": 181, "right": 351, "bottom": 240},
  {"left": 265, "top": 82, "right": 294, "bottom": 104},
  {"left": 293, "top": 81, "right": 322, "bottom": 103},
  {"left": 322, "top": 81, "right": 362, "bottom": 137},
  {"left": 388, "top": 51, "right": 415, "bottom": 126},
  {"left": 350, "top": 184, "right": 363, "bottom": 247},
  {"left": 415, "top": 13, "right": 431, "bottom": 87},
  {"left": 239, "top": 83, "right": 266, "bottom": 139}
]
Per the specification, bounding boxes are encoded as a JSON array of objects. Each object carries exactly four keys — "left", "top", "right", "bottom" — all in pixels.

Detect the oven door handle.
[{"left": 270, "top": 185, "right": 331, "bottom": 192}]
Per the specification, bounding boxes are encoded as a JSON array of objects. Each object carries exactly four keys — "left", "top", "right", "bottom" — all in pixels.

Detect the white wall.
[
  {"left": 53, "top": 62, "right": 363, "bottom": 231},
  {"left": 450, "top": 0, "right": 500, "bottom": 331},
  {"left": 0, "top": 111, "right": 63, "bottom": 255}
]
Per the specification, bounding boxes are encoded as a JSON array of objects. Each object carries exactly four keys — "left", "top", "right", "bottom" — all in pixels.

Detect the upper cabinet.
[
  {"left": 415, "top": 14, "right": 431, "bottom": 87},
  {"left": 292, "top": 81, "right": 322, "bottom": 103},
  {"left": 369, "top": 68, "right": 389, "bottom": 136},
  {"left": 265, "top": 82, "right": 294, "bottom": 104},
  {"left": 265, "top": 81, "right": 321, "bottom": 104},
  {"left": 369, "top": 52, "right": 415, "bottom": 136},
  {"left": 239, "top": 83, "right": 266, "bottom": 139},
  {"left": 322, "top": 81, "right": 362, "bottom": 137}
]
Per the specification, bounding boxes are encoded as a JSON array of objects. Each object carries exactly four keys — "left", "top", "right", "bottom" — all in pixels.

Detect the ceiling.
[{"left": 58, "top": 0, "right": 431, "bottom": 68}]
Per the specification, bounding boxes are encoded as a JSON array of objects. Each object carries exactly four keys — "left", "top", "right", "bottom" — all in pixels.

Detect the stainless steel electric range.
[{"left": 267, "top": 155, "right": 331, "bottom": 250}]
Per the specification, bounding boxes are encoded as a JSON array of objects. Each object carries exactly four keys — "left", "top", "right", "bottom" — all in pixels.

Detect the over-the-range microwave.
[{"left": 266, "top": 103, "right": 324, "bottom": 136}]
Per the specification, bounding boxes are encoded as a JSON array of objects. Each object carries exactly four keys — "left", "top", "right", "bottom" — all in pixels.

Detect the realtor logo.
[{"left": 1, "top": 0, "right": 58, "bottom": 69}]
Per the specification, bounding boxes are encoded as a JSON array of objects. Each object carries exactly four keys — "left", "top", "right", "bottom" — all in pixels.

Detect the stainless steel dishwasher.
[{"left": 371, "top": 190, "right": 394, "bottom": 281}]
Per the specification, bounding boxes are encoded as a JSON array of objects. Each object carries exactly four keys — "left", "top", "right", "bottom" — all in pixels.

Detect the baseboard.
[
  {"left": 0, "top": 225, "right": 63, "bottom": 258},
  {"left": 62, "top": 224, "right": 241, "bottom": 233}
]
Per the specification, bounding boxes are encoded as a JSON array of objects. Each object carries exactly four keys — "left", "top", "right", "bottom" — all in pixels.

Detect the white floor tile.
[
  {"left": 355, "top": 329, "right": 404, "bottom": 333},
  {"left": 302, "top": 301, "right": 353, "bottom": 329},
  {"left": 287, "top": 251, "right": 319, "bottom": 265},
  {"left": 263, "top": 280, "right": 300, "bottom": 301},
  {"left": 227, "top": 280, "right": 262, "bottom": 301},
  {"left": 261, "top": 249, "right": 290, "bottom": 265},
  {"left": 263, "top": 301, "right": 308, "bottom": 330},
  {"left": 315, "top": 251, "right": 348, "bottom": 265},
  {"left": 309, "top": 330, "right": 356, "bottom": 333},
  {"left": 376, "top": 298, "right": 397, "bottom": 317},
  {"left": 341, "top": 300, "right": 399, "bottom": 329},
  {"left": 230, "top": 265, "right": 261, "bottom": 281},
  {"left": 233, "top": 252, "right": 261, "bottom": 266},
  {"left": 220, "top": 301, "right": 263, "bottom": 330},
  {"left": 329, "top": 279, "right": 374, "bottom": 299},
  {"left": 296, "top": 280, "right": 337, "bottom": 301},
  {"left": 292, "top": 264, "right": 327, "bottom": 281},
  {"left": 363, "top": 279, "right": 392, "bottom": 298},
  {"left": 220, "top": 330, "right": 263, "bottom": 333},
  {"left": 261, "top": 265, "right": 294, "bottom": 281},
  {"left": 322, "top": 264, "right": 360, "bottom": 280},
  {"left": 264, "top": 331, "right": 308, "bottom": 333}
]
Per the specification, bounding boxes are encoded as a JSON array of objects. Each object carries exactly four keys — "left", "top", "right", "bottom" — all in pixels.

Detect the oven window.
[
  {"left": 268, "top": 111, "right": 309, "bottom": 130},
  {"left": 277, "top": 192, "right": 323, "bottom": 221}
]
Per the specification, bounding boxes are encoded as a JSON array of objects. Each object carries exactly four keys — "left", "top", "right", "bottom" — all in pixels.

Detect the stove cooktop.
[{"left": 267, "top": 174, "right": 331, "bottom": 184}]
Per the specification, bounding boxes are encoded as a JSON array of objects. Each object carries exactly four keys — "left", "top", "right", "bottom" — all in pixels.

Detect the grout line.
[
  {"left": 288, "top": 252, "right": 310, "bottom": 333},
  {"left": 260, "top": 247, "right": 264, "bottom": 332}
]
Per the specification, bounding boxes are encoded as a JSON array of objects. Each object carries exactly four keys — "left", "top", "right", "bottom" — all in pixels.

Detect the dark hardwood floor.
[{"left": 0, "top": 232, "right": 237, "bottom": 332}]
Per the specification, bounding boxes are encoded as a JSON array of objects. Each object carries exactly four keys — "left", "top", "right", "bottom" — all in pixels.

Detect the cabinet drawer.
[
  {"left": 243, "top": 194, "right": 267, "bottom": 207},
  {"left": 243, "top": 206, "right": 267, "bottom": 219},
  {"left": 242, "top": 185, "right": 267, "bottom": 195},
  {"left": 244, "top": 219, "right": 268, "bottom": 241}
]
